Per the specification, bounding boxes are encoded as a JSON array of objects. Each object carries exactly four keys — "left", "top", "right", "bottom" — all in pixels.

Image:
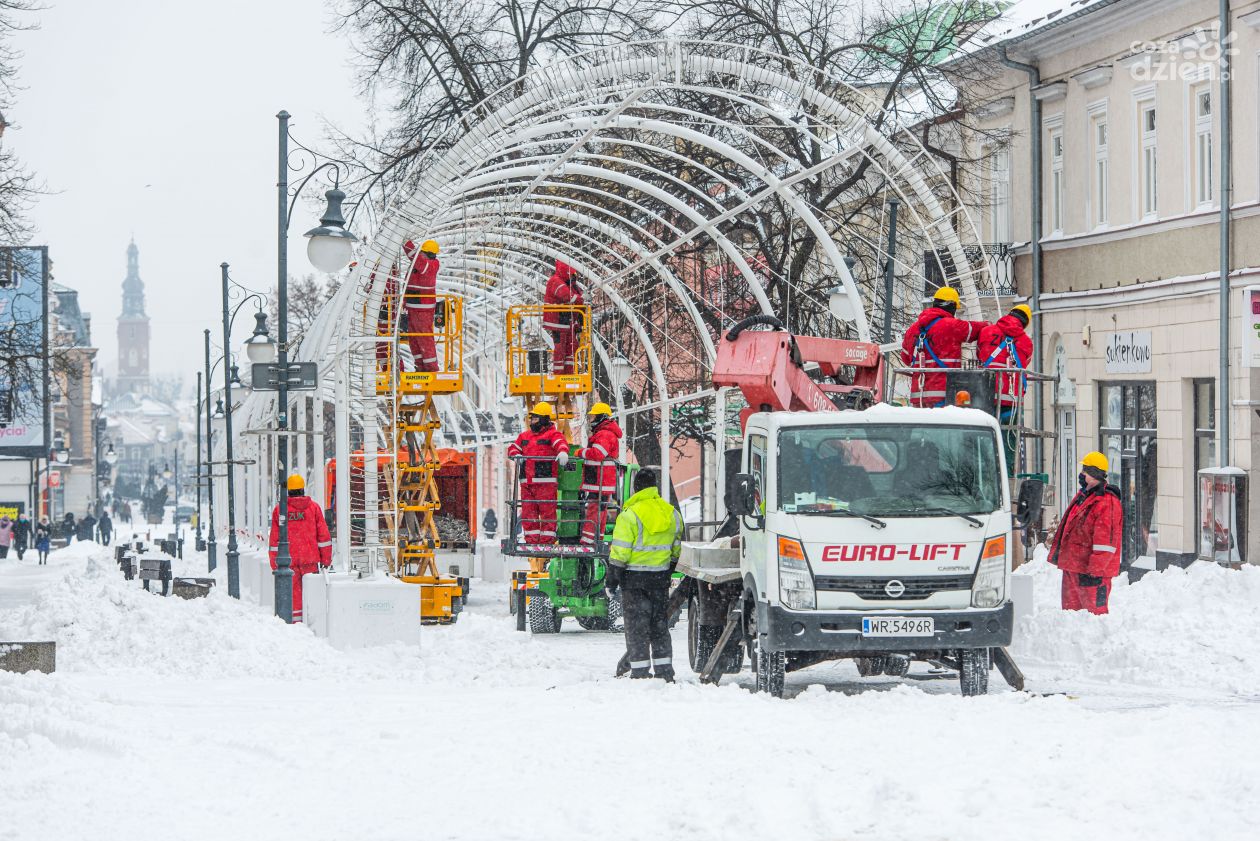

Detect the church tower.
[{"left": 116, "top": 239, "right": 150, "bottom": 394}]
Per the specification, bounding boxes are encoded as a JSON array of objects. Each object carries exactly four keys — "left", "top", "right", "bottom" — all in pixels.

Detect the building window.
[
  {"left": 1139, "top": 101, "right": 1158, "bottom": 217},
  {"left": 989, "top": 147, "right": 1011, "bottom": 242},
  {"left": 1099, "top": 381, "right": 1158, "bottom": 564},
  {"left": 1092, "top": 116, "right": 1109, "bottom": 226},
  {"left": 1192, "top": 85, "right": 1213, "bottom": 206},
  {"left": 1049, "top": 128, "right": 1064, "bottom": 233},
  {"left": 1193, "top": 378, "right": 1215, "bottom": 547}
]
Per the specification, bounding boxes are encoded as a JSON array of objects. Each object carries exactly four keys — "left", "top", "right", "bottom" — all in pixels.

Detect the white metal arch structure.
[{"left": 236, "top": 40, "right": 1002, "bottom": 571}]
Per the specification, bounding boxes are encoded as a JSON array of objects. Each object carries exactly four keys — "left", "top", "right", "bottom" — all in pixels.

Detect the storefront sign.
[
  {"left": 1102, "top": 330, "right": 1152, "bottom": 374},
  {"left": 1243, "top": 286, "right": 1260, "bottom": 368}
]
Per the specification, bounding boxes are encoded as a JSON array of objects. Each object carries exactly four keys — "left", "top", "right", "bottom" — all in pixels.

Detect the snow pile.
[
  {"left": 0, "top": 545, "right": 419, "bottom": 681},
  {"left": 0, "top": 543, "right": 603, "bottom": 689},
  {"left": 1013, "top": 557, "right": 1260, "bottom": 695}
]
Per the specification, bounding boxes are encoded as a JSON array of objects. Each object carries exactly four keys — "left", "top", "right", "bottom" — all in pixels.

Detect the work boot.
[
  {"left": 654, "top": 669, "right": 675, "bottom": 683},
  {"left": 629, "top": 669, "right": 651, "bottom": 679}
]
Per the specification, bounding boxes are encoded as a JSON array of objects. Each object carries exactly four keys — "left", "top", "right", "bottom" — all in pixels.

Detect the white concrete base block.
[
  {"left": 476, "top": 540, "right": 508, "bottom": 583},
  {"left": 436, "top": 548, "right": 475, "bottom": 579},
  {"left": 254, "top": 556, "right": 275, "bottom": 610},
  {"left": 1011, "top": 573, "right": 1036, "bottom": 623},
  {"left": 302, "top": 573, "right": 421, "bottom": 650}
]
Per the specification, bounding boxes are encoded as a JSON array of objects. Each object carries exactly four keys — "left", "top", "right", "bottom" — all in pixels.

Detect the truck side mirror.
[
  {"left": 727, "top": 473, "right": 759, "bottom": 519},
  {"left": 1015, "top": 478, "right": 1045, "bottom": 526}
]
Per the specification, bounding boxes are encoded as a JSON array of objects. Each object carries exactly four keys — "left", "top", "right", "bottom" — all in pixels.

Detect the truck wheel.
[
  {"left": 749, "top": 610, "right": 785, "bottom": 697},
  {"left": 753, "top": 642, "right": 786, "bottom": 698},
  {"left": 606, "top": 591, "right": 624, "bottom": 632},
  {"left": 527, "top": 594, "right": 561, "bottom": 634},
  {"left": 688, "top": 594, "right": 720, "bottom": 674},
  {"left": 856, "top": 656, "right": 884, "bottom": 677},
  {"left": 719, "top": 633, "right": 745, "bottom": 673},
  {"left": 882, "top": 654, "right": 910, "bottom": 678},
  {"left": 959, "top": 648, "right": 990, "bottom": 696}
]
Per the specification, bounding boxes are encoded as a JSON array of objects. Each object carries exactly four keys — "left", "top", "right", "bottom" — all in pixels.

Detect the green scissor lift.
[{"left": 508, "top": 452, "right": 637, "bottom": 634}]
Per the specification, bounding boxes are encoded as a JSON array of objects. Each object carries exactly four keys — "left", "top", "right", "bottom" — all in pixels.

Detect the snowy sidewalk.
[{"left": 2, "top": 544, "right": 1259, "bottom": 840}]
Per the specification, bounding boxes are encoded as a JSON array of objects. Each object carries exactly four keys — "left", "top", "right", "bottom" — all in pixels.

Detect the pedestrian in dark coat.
[
  {"left": 97, "top": 513, "right": 113, "bottom": 546},
  {"left": 13, "top": 514, "right": 31, "bottom": 560},
  {"left": 76, "top": 514, "right": 96, "bottom": 543}
]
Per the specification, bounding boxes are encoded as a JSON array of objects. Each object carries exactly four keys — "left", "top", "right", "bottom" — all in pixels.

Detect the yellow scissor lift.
[
  {"left": 505, "top": 304, "right": 593, "bottom": 609},
  {"left": 376, "top": 286, "right": 466, "bottom": 624}
]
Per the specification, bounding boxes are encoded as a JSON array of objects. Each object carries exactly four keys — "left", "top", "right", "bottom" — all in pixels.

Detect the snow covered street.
[{"left": 2, "top": 542, "right": 1259, "bottom": 841}]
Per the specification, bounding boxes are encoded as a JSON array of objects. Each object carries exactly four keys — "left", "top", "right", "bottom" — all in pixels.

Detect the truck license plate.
[{"left": 862, "top": 617, "right": 935, "bottom": 637}]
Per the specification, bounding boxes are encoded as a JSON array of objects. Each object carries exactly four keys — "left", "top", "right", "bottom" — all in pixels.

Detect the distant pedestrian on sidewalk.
[
  {"left": 0, "top": 515, "right": 13, "bottom": 559},
  {"left": 1049, "top": 451, "right": 1123, "bottom": 614},
  {"left": 607, "top": 469, "right": 683, "bottom": 681},
  {"left": 97, "top": 513, "right": 113, "bottom": 546},
  {"left": 61, "top": 513, "right": 76, "bottom": 542},
  {"left": 13, "top": 513, "right": 30, "bottom": 561},
  {"left": 34, "top": 517, "right": 51, "bottom": 564},
  {"left": 76, "top": 513, "right": 96, "bottom": 543}
]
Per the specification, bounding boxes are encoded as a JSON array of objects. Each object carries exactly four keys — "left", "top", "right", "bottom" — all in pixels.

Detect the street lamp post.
[
  {"left": 209, "top": 267, "right": 272, "bottom": 599},
  {"left": 220, "top": 262, "right": 242, "bottom": 599},
  {"left": 195, "top": 370, "right": 203, "bottom": 552},
  {"left": 271, "top": 110, "right": 358, "bottom": 622},
  {"left": 203, "top": 330, "right": 217, "bottom": 572}
]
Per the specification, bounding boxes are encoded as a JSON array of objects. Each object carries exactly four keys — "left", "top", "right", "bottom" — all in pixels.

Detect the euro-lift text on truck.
[{"left": 677, "top": 315, "right": 1045, "bottom": 697}]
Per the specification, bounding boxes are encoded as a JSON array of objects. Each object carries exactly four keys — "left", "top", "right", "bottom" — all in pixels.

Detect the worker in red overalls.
[
  {"left": 403, "top": 238, "right": 440, "bottom": 372},
  {"left": 580, "top": 401, "right": 623, "bottom": 546},
  {"left": 1048, "top": 452, "right": 1123, "bottom": 614},
  {"left": 543, "top": 260, "right": 583, "bottom": 375},
  {"left": 268, "top": 474, "right": 333, "bottom": 623},
  {"left": 507, "top": 402, "right": 570, "bottom": 546},
  {"left": 977, "top": 304, "right": 1034, "bottom": 415},
  {"left": 900, "top": 286, "right": 989, "bottom": 407}
]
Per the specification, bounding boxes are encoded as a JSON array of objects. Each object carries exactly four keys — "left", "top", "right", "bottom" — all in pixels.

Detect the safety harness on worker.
[
  {"left": 912, "top": 317, "right": 949, "bottom": 407},
  {"left": 981, "top": 335, "right": 1028, "bottom": 393}
]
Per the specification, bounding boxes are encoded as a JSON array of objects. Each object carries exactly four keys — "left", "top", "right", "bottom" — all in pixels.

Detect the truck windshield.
[{"left": 777, "top": 424, "right": 1002, "bottom": 517}]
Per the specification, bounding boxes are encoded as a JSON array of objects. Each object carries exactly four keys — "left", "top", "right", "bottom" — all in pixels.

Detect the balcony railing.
[{"left": 923, "top": 243, "right": 1016, "bottom": 298}]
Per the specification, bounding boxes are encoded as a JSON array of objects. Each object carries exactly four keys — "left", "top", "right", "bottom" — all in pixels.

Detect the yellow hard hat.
[
  {"left": 1080, "top": 452, "right": 1109, "bottom": 473},
  {"left": 420, "top": 239, "right": 440, "bottom": 255},
  {"left": 530, "top": 402, "right": 555, "bottom": 418},
  {"left": 933, "top": 286, "right": 961, "bottom": 307},
  {"left": 287, "top": 474, "right": 306, "bottom": 491},
  {"left": 1012, "top": 304, "right": 1033, "bottom": 323},
  {"left": 589, "top": 402, "right": 612, "bottom": 417}
]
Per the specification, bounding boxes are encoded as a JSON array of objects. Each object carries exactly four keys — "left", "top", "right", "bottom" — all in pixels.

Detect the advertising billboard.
[{"left": 0, "top": 247, "right": 49, "bottom": 457}]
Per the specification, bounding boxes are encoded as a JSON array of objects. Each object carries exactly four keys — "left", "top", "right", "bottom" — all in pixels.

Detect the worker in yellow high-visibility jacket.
[{"left": 607, "top": 469, "right": 683, "bottom": 680}]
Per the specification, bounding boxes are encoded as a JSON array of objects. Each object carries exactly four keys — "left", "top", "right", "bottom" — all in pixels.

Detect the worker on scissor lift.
[
  {"left": 403, "top": 238, "right": 441, "bottom": 372},
  {"left": 580, "top": 402, "right": 623, "bottom": 546},
  {"left": 542, "top": 259, "right": 583, "bottom": 375},
  {"left": 900, "top": 286, "right": 989, "bottom": 407},
  {"left": 507, "top": 402, "right": 570, "bottom": 546}
]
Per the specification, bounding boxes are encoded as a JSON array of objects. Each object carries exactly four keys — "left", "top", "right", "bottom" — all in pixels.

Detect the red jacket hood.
[
  {"left": 992, "top": 314, "right": 1027, "bottom": 338},
  {"left": 287, "top": 495, "right": 319, "bottom": 514},
  {"left": 913, "top": 306, "right": 955, "bottom": 327},
  {"left": 593, "top": 419, "right": 623, "bottom": 439},
  {"left": 554, "top": 260, "right": 576, "bottom": 282}
]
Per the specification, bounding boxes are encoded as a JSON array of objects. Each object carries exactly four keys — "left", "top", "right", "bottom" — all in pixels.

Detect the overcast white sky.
[{"left": 11, "top": 0, "right": 367, "bottom": 386}]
